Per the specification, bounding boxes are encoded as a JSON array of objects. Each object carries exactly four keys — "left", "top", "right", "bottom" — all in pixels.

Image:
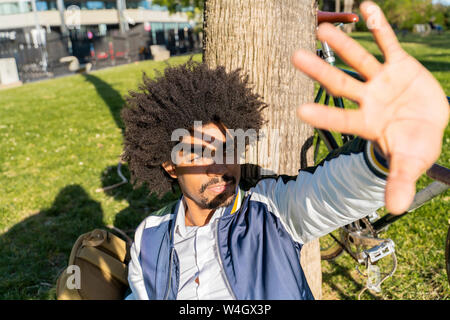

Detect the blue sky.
[{"left": 432, "top": 0, "right": 450, "bottom": 5}]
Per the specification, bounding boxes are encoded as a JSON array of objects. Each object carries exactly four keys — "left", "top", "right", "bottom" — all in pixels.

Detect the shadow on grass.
[
  {"left": 336, "top": 53, "right": 450, "bottom": 74},
  {"left": 398, "top": 34, "right": 450, "bottom": 49},
  {"left": 82, "top": 74, "right": 125, "bottom": 132},
  {"left": 352, "top": 32, "right": 450, "bottom": 49},
  {"left": 0, "top": 71, "right": 137, "bottom": 299},
  {"left": 0, "top": 185, "right": 105, "bottom": 299},
  {"left": 322, "top": 259, "right": 378, "bottom": 300},
  {"left": 416, "top": 59, "right": 450, "bottom": 72},
  {"left": 0, "top": 165, "right": 180, "bottom": 299},
  {"left": 99, "top": 164, "right": 180, "bottom": 237},
  {"left": 80, "top": 73, "right": 163, "bottom": 235}
]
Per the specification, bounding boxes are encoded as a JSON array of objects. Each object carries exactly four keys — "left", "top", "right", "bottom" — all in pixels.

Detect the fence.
[{"left": 0, "top": 25, "right": 202, "bottom": 83}]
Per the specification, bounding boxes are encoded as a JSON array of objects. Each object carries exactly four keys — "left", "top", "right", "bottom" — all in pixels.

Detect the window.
[
  {"left": 86, "top": 1, "right": 105, "bottom": 9},
  {"left": 64, "top": 1, "right": 87, "bottom": 10},
  {"left": 138, "top": 0, "right": 149, "bottom": 9},
  {"left": 48, "top": 1, "right": 57, "bottom": 10},
  {"left": 0, "top": 2, "right": 32, "bottom": 15},
  {"left": 105, "top": 1, "right": 116, "bottom": 9},
  {"left": 35, "top": 1, "right": 57, "bottom": 11},
  {"left": 36, "top": 1, "right": 48, "bottom": 11}
]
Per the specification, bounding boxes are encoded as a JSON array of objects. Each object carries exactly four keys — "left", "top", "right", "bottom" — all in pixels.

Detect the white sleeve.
[
  {"left": 127, "top": 220, "right": 149, "bottom": 300},
  {"left": 250, "top": 140, "right": 388, "bottom": 244}
]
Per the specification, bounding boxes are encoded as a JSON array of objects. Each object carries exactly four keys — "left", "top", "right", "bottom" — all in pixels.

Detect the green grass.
[
  {"left": 0, "top": 55, "right": 199, "bottom": 299},
  {"left": 0, "top": 31, "right": 448, "bottom": 300}
]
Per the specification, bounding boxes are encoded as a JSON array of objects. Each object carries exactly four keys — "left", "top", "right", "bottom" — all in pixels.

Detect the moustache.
[{"left": 199, "top": 175, "right": 236, "bottom": 194}]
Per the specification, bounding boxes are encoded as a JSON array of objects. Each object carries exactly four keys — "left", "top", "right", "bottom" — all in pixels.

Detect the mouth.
[{"left": 206, "top": 181, "right": 233, "bottom": 194}]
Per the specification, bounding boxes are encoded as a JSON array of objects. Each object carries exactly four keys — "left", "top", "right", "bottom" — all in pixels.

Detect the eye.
[{"left": 189, "top": 146, "right": 210, "bottom": 161}]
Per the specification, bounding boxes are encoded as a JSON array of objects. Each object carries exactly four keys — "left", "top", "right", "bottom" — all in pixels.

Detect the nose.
[{"left": 205, "top": 163, "right": 229, "bottom": 177}]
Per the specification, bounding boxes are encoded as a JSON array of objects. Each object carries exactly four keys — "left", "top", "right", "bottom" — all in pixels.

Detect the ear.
[{"left": 162, "top": 161, "right": 178, "bottom": 179}]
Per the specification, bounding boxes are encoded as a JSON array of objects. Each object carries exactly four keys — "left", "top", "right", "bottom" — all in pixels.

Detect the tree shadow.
[
  {"left": 397, "top": 33, "right": 450, "bottom": 49},
  {"left": 80, "top": 72, "right": 165, "bottom": 236},
  {"left": 352, "top": 32, "right": 450, "bottom": 49},
  {"left": 0, "top": 71, "right": 133, "bottom": 299},
  {"left": 99, "top": 164, "right": 180, "bottom": 239},
  {"left": 82, "top": 73, "right": 125, "bottom": 132},
  {"left": 336, "top": 52, "right": 450, "bottom": 75},
  {"left": 414, "top": 59, "right": 450, "bottom": 72},
  {"left": 0, "top": 185, "right": 106, "bottom": 299},
  {"left": 0, "top": 179, "right": 168, "bottom": 299}
]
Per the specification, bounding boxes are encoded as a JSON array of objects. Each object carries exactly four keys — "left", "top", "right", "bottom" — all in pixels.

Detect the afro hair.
[{"left": 121, "top": 59, "right": 267, "bottom": 196}]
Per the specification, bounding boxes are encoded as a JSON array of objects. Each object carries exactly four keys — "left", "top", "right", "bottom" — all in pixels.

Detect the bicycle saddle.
[{"left": 318, "top": 10, "right": 359, "bottom": 25}]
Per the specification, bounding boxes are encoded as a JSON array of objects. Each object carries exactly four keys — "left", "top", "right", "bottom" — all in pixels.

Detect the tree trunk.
[
  {"left": 335, "top": 0, "right": 341, "bottom": 12},
  {"left": 203, "top": 0, "right": 322, "bottom": 299},
  {"left": 343, "top": 0, "right": 355, "bottom": 33}
]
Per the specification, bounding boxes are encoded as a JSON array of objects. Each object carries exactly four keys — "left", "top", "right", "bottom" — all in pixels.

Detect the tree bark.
[
  {"left": 335, "top": 0, "right": 341, "bottom": 12},
  {"left": 203, "top": 0, "right": 322, "bottom": 299},
  {"left": 343, "top": 0, "right": 355, "bottom": 33}
]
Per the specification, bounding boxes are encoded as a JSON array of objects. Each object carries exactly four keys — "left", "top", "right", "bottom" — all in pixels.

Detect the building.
[
  {"left": 0, "top": 0, "right": 192, "bottom": 36},
  {"left": 0, "top": 1, "right": 198, "bottom": 82}
]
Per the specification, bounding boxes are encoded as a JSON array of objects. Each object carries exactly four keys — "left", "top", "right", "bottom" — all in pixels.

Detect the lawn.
[{"left": 0, "top": 31, "right": 448, "bottom": 300}]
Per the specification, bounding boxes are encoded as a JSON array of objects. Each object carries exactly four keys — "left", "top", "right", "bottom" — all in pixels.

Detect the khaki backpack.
[{"left": 56, "top": 228, "right": 132, "bottom": 300}]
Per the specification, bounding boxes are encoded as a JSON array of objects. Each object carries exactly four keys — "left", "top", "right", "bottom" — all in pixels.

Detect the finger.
[
  {"left": 384, "top": 154, "right": 426, "bottom": 214},
  {"left": 297, "top": 103, "right": 371, "bottom": 139},
  {"left": 317, "top": 23, "right": 382, "bottom": 80},
  {"left": 292, "top": 49, "right": 365, "bottom": 102},
  {"left": 360, "top": 1, "right": 405, "bottom": 62}
]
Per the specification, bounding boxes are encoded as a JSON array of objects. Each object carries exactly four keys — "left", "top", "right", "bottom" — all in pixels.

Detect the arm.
[{"left": 251, "top": 138, "right": 387, "bottom": 244}]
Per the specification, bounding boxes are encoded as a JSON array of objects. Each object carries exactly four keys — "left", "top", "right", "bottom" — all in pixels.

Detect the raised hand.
[{"left": 291, "top": 1, "right": 449, "bottom": 214}]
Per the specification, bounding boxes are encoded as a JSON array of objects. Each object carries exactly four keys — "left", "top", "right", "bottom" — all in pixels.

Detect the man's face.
[{"left": 164, "top": 122, "right": 241, "bottom": 210}]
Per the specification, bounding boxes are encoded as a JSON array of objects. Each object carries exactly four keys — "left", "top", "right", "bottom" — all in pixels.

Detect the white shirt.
[{"left": 174, "top": 190, "right": 243, "bottom": 300}]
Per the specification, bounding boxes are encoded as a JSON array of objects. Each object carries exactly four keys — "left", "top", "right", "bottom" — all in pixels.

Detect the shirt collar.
[{"left": 174, "top": 198, "right": 189, "bottom": 239}]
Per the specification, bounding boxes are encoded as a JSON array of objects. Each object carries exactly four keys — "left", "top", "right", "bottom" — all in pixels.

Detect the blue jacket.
[{"left": 127, "top": 139, "right": 388, "bottom": 300}]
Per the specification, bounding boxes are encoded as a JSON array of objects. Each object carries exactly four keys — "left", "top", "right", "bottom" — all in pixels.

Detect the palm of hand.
[
  {"left": 360, "top": 56, "right": 448, "bottom": 211},
  {"left": 362, "top": 55, "right": 447, "bottom": 163}
]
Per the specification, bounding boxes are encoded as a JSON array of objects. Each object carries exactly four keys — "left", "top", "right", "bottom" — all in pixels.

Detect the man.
[{"left": 121, "top": 2, "right": 448, "bottom": 300}]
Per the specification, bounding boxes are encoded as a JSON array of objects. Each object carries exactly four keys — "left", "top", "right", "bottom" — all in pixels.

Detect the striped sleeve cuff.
[{"left": 363, "top": 141, "right": 389, "bottom": 179}]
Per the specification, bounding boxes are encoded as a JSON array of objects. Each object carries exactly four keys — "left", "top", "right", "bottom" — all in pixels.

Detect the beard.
[{"left": 198, "top": 175, "right": 237, "bottom": 210}]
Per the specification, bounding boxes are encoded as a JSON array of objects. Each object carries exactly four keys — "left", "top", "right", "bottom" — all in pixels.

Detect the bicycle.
[{"left": 314, "top": 10, "right": 450, "bottom": 299}]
